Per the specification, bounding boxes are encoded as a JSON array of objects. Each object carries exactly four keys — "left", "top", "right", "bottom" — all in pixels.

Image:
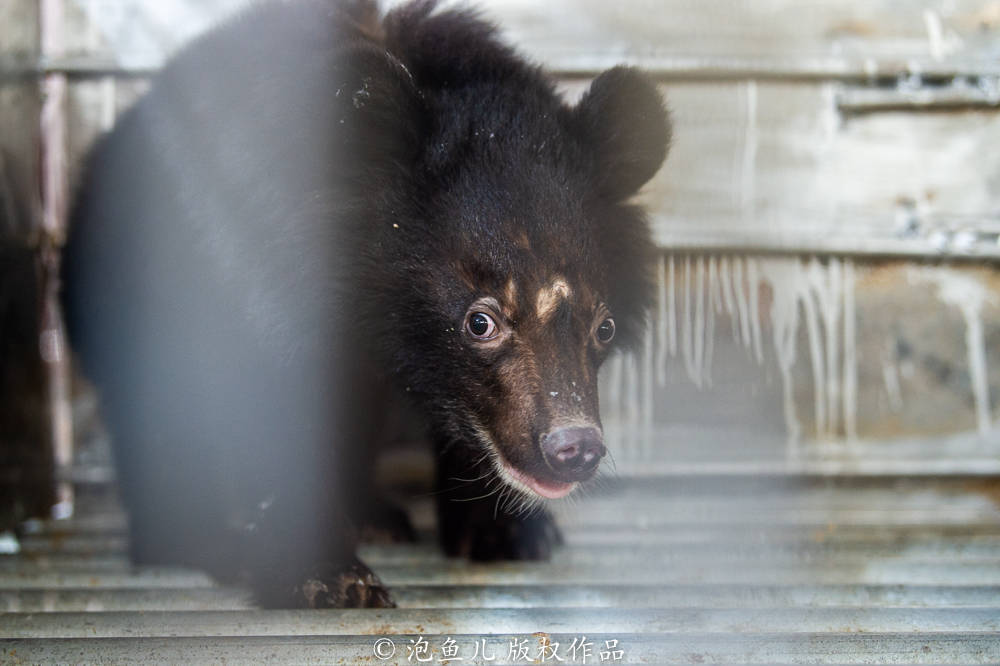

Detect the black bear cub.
[{"left": 62, "top": 0, "right": 670, "bottom": 607}]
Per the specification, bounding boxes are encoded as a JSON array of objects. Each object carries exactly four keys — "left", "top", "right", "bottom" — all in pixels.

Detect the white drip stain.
[
  {"left": 747, "top": 258, "right": 764, "bottom": 363},
  {"left": 642, "top": 316, "right": 654, "bottom": 458},
  {"left": 759, "top": 258, "right": 804, "bottom": 451},
  {"left": 604, "top": 353, "right": 624, "bottom": 453},
  {"left": 607, "top": 254, "right": 996, "bottom": 454},
  {"left": 693, "top": 256, "right": 706, "bottom": 388},
  {"left": 625, "top": 352, "right": 641, "bottom": 448},
  {"left": 681, "top": 256, "right": 696, "bottom": 387},
  {"left": 734, "top": 257, "right": 753, "bottom": 350},
  {"left": 760, "top": 257, "right": 857, "bottom": 447},
  {"left": 842, "top": 260, "right": 858, "bottom": 442},
  {"left": 924, "top": 10, "right": 943, "bottom": 60},
  {"left": 719, "top": 256, "right": 739, "bottom": 341},
  {"left": 704, "top": 257, "right": 716, "bottom": 387},
  {"left": 667, "top": 254, "right": 677, "bottom": 357},
  {"left": 656, "top": 256, "right": 668, "bottom": 386},
  {"left": 882, "top": 353, "right": 904, "bottom": 413},
  {"left": 967, "top": 310, "right": 992, "bottom": 435},
  {"left": 800, "top": 270, "right": 827, "bottom": 437},
  {"left": 818, "top": 259, "right": 844, "bottom": 438},
  {"left": 908, "top": 267, "right": 996, "bottom": 435},
  {"left": 608, "top": 254, "right": 862, "bottom": 458},
  {"left": 710, "top": 256, "right": 724, "bottom": 315}
]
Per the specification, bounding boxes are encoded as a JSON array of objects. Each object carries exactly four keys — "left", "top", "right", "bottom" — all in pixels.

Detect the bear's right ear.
[{"left": 572, "top": 66, "right": 671, "bottom": 201}]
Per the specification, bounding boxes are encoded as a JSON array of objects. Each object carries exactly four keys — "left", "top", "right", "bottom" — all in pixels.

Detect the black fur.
[{"left": 62, "top": 0, "right": 669, "bottom": 607}]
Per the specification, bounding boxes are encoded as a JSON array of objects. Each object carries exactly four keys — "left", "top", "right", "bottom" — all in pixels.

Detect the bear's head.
[{"left": 354, "top": 6, "right": 670, "bottom": 502}]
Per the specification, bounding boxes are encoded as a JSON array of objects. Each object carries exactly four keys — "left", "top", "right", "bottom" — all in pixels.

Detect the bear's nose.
[{"left": 540, "top": 426, "right": 606, "bottom": 479}]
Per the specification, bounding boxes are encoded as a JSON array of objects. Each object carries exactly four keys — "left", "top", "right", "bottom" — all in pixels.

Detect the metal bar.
[
  {"left": 554, "top": 487, "right": 1000, "bottom": 509},
  {"left": 62, "top": 454, "right": 1000, "bottom": 482},
  {"left": 0, "top": 555, "right": 131, "bottom": 572},
  {"left": 26, "top": 513, "right": 128, "bottom": 535},
  {"left": 0, "top": 569, "right": 214, "bottom": 590},
  {"left": 550, "top": 54, "right": 1000, "bottom": 83},
  {"left": 0, "top": 588, "right": 253, "bottom": 612},
  {"left": 361, "top": 544, "right": 1000, "bottom": 567},
  {"left": 7, "top": 546, "right": 999, "bottom": 576},
  {"left": 17, "top": 535, "right": 1000, "bottom": 564},
  {"left": 17, "top": 534, "right": 128, "bottom": 554},
  {"left": 4, "top": 560, "right": 998, "bottom": 589},
  {"left": 4, "top": 608, "right": 1000, "bottom": 639},
  {"left": 649, "top": 228, "right": 1000, "bottom": 264},
  {"left": 38, "top": 0, "right": 73, "bottom": 522},
  {"left": 391, "top": 584, "right": 1000, "bottom": 611},
  {"left": 28, "top": 523, "right": 1000, "bottom": 549},
  {"left": 837, "top": 85, "right": 1000, "bottom": 114},
  {"left": 553, "top": 508, "right": 1000, "bottom": 528},
  {"left": 3, "top": 584, "right": 998, "bottom": 613},
  {"left": 21, "top": 53, "right": 1000, "bottom": 83},
  {"left": 562, "top": 525, "right": 1000, "bottom": 546},
  {"left": 373, "top": 562, "right": 1000, "bottom": 586},
  {"left": 610, "top": 457, "right": 1000, "bottom": 477}
]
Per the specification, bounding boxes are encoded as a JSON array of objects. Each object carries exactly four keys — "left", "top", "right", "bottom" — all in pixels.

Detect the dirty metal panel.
[
  {"left": 2, "top": 477, "right": 999, "bottom": 663},
  {"left": 483, "top": 0, "right": 1000, "bottom": 79},
  {"left": 37, "top": 0, "right": 1000, "bottom": 79},
  {"left": 57, "top": 88, "right": 998, "bottom": 261},
  {"left": 40, "top": 3, "right": 1000, "bottom": 261},
  {"left": 560, "top": 81, "right": 1000, "bottom": 261},
  {"left": 598, "top": 257, "right": 1000, "bottom": 459}
]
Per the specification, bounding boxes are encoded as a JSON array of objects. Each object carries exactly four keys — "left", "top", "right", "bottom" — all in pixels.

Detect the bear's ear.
[
  {"left": 333, "top": 44, "right": 429, "bottom": 169},
  {"left": 572, "top": 66, "right": 671, "bottom": 200}
]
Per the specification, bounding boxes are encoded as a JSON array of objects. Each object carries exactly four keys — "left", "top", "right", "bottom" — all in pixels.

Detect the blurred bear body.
[{"left": 62, "top": 0, "right": 669, "bottom": 607}]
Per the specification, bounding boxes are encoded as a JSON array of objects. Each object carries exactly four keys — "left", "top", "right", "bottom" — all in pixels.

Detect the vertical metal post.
[{"left": 39, "top": 0, "right": 73, "bottom": 519}]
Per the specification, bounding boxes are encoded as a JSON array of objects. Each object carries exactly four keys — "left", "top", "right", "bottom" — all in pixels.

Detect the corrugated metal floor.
[{"left": 3, "top": 468, "right": 1000, "bottom": 664}]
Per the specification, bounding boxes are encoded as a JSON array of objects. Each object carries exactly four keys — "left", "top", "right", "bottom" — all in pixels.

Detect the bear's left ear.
[{"left": 572, "top": 66, "right": 671, "bottom": 200}]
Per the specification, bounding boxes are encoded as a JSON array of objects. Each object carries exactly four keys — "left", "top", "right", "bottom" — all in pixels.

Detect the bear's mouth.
[
  {"left": 499, "top": 460, "right": 576, "bottom": 499},
  {"left": 471, "top": 419, "right": 579, "bottom": 499}
]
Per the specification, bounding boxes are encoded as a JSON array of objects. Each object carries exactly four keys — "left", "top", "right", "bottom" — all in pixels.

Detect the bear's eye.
[
  {"left": 466, "top": 312, "right": 498, "bottom": 340},
  {"left": 596, "top": 318, "right": 615, "bottom": 344}
]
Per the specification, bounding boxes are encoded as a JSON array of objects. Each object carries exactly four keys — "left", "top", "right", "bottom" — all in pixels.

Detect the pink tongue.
[{"left": 505, "top": 464, "right": 576, "bottom": 499}]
